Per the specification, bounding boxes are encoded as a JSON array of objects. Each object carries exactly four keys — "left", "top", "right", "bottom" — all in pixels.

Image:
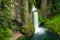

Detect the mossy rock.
[
  {"left": 21, "top": 24, "right": 35, "bottom": 37},
  {"left": 17, "top": 23, "right": 35, "bottom": 40}
]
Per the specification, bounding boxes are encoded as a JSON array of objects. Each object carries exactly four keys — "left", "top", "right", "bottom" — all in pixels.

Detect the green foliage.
[
  {"left": 0, "top": 0, "right": 14, "bottom": 29},
  {"left": 21, "top": 12, "right": 34, "bottom": 37},
  {"left": 38, "top": 10, "right": 45, "bottom": 23},
  {"left": 45, "top": 14, "right": 60, "bottom": 35},
  {"left": 28, "top": 0, "right": 35, "bottom": 12},
  {"left": 0, "top": 28, "right": 12, "bottom": 40},
  {"left": 0, "top": 0, "right": 14, "bottom": 40},
  {"left": 21, "top": 23, "right": 34, "bottom": 37},
  {"left": 44, "top": 0, "right": 60, "bottom": 36},
  {"left": 20, "top": 0, "right": 27, "bottom": 24},
  {"left": 17, "top": 21, "right": 34, "bottom": 40},
  {"left": 55, "top": 0, "right": 60, "bottom": 13},
  {"left": 18, "top": 23, "right": 34, "bottom": 40}
]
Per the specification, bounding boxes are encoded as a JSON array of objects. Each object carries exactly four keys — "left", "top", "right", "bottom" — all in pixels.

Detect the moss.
[
  {"left": 20, "top": 0, "right": 29, "bottom": 24},
  {"left": 17, "top": 22, "right": 35, "bottom": 40},
  {"left": 0, "top": 28, "right": 13, "bottom": 40},
  {"left": 44, "top": 14, "right": 60, "bottom": 36},
  {"left": 0, "top": 0, "right": 14, "bottom": 40},
  {"left": 21, "top": 24, "right": 35, "bottom": 37}
]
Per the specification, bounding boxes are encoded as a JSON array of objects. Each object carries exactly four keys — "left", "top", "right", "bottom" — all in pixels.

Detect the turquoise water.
[{"left": 27, "top": 27, "right": 60, "bottom": 40}]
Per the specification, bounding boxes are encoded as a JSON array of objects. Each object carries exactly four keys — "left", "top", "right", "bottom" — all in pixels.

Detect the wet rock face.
[
  {"left": 11, "top": 0, "right": 34, "bottom": 39},
  {"left": 39, "top": 22, "right": 45, "bottom": 26},
  {"left": 35, "top": 0, "right": 41, "bottom": 9},
  {"left": 46, "top": 13, "right": 54, "bottom": 18},
  {"left": 12, "top": 19, "right": 23, "bottom": 26}
]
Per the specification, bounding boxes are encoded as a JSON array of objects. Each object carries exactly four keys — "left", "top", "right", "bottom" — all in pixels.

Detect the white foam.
[{"left": 33, "top": 6, "right": 45, "bottom": 34}]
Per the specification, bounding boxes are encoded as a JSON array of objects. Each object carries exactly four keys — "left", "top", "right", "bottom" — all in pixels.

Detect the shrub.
[{"left": 45, "top": 14, "right": 60, "bottom": 35}]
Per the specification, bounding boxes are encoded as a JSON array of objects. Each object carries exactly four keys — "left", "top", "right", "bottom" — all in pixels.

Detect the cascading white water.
[
  {"left": 28, "top": 6, "right": 60, "bottom": 40},
  {"left": 32, "top": 6, "right": 45, "bottom": 34}
]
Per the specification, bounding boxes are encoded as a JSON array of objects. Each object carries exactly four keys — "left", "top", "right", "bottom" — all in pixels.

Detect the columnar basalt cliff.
[
  {"left": 10, "top": 0, "right": 34, "bottom": 39},
  {"left": 0, "top": 0, "right": 60, "bottom": 40}
]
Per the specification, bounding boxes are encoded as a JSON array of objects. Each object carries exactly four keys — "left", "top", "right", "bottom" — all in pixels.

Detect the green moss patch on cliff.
[
  {"left": 44, "top": 14, "right": 60, "bottom": 36},
  {"left": 0, "top": 0, "right": 14, "bottom": 40},
  {"left": 0, "top": 28, "right": 13, "bottom": 40},
  {"left": 17, "top": 23, "right": 35, "bottom": 40},
  {"left": 21, "top": 23, "right": 35, "bottom": 37}
]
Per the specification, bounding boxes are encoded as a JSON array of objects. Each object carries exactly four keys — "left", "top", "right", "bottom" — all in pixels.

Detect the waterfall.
[
  {"left": 32, "top": 6, "right": 45, "bottom": 34},
  {"left": 28, "top": 6, "right": 60, "bottom": 40}
]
